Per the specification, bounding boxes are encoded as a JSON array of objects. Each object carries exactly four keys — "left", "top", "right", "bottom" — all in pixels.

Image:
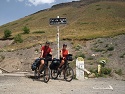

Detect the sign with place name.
[{"left": 49, "top": 18, "right": 67, "bottom": 25}]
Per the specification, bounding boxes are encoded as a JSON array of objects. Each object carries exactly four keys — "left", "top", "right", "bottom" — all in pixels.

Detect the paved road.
[{"left": 0, "top": 74, "right": 125, "bottom": 94}]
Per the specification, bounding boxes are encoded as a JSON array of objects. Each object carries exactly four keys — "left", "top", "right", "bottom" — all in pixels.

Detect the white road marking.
[{"left": 93, "top": 85, "right": 113, "bottom": 90}]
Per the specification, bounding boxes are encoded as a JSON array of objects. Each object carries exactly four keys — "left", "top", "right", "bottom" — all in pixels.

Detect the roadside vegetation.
[{"left": 3, "top": 29, "right": 12, "bottom": 39}]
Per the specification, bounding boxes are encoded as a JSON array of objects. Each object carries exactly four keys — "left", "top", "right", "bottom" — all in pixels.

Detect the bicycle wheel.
[
  {"left": 43, "top": 67, "right": 50, "bottom": 83},
  {"left": 64, "top": 67, "right": 74, "bottom": 82},
  {"left": 51, "top": 69, "right": 58, "bottom": 79},
  {"left": 34, "top": 69, "right": 39, "bottom": 79}
]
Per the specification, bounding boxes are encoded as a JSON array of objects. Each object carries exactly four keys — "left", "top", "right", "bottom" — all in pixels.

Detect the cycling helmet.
[
  {"left": 63, "top": 44, "right": 67, "bottom": 47},
  {"left": 46, "top": 41, "right": 50, "bottom": 44}
]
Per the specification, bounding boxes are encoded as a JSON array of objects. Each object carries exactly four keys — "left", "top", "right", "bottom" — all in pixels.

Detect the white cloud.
[
  {"left": 18, "top": 0, "right": 24, "bottom": 2},
  {"left": 27, "top": 0, "right": 55, "bottom": 6},
  {"left": 17, "top": 0, "right": 79, "bottom": 6},
  {"left": 6, "top": 0, "right": 10, "bottom": 2}
]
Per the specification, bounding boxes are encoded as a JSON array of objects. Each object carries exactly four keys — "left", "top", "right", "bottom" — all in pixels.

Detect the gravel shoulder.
[{"left": 0, "top": 76, "right": 125, "bottom": 94}]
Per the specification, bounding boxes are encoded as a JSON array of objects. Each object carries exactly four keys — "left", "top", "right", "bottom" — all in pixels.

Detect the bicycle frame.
[
  {"left": 34, "top": 59, "right": 50, "bottom": 83},
  {"left": 59, "top": 60, "right": 69, "bottom": 72}
]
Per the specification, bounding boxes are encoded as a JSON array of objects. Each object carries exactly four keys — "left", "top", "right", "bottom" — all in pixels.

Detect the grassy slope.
[
  {"left": 0, "top": 1, "right": 125, "bottom": 50},
  {"left": 63, "top": 1, "right": 125, "bottom": 40}
]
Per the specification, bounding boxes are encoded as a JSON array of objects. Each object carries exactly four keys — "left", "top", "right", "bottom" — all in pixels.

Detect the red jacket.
[
  {"left": 61, "top": 49, "right": 68, "bottom": 58},
  {"left": 41, "top": 46, "right": 52, "bottom": 58}
]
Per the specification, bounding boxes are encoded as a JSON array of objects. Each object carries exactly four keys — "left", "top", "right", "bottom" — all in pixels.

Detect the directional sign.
[{"left": 49, "top": 18, "right": 67, "bottom": 25}]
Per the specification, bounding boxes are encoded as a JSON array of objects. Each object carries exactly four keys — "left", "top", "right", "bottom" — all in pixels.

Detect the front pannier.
[
  {"left": 49, "top": 58, "right": 60, "bottom": 70},
  {"left": 66, "top": 54, "right": 73, "bottom": 61},
  {"left": 31, "top": 58, "right": 40, "bottom": 71}
]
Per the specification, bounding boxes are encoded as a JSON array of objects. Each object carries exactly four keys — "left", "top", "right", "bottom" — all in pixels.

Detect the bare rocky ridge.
[{"left": 0, "top": 35, "right": 125, "bottom": 80}]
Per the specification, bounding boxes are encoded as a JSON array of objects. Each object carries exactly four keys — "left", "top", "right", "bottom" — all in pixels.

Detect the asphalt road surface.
[{"left": 0, "top": 74, "right": 125, "bottom": 94}]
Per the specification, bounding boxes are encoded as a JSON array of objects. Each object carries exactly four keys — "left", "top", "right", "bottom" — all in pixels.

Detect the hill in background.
[
  {"left": 0, "top": 0, "right": 125, "bottom": 80},
  {"left": 0, "top": 0, "right": 125, "bottom": 50},
  {"left": 1, "top": 1, "right": 125, "bottom": 38}
]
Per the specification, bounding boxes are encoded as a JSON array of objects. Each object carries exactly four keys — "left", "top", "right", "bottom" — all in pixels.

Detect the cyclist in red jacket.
[
  {"left": 39, "top": 41, "right": 52, "bottom": 74},
  {"left": 59, "top": 44, "right": 69, "bottom": 68}
]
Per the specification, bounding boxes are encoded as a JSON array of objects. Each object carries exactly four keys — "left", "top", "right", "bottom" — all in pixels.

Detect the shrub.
[
  {"left": 101, "top": 67, "right": 112, "bottom": 75},
  {"left": 120, "top": 53, "right": 125, "bottom": 58},
  {"left": 108, "top": 54, "right": 112, "bottom": 57},
  {"left": 89, "top": 68, "right": 99, "bottom": 77},
  {"left": 75, "top": 52, "right": 85, "bottom": 59},
  {"left": 92, "top": 48, "right": 105, "bottom": 52},
  {"left": 115, "top": 69, "right": 122, "bottom": 76},
  {"left": 105, "top": 44, "right": 109, "bottom": 47},
  {"left": 32, "top": 31, "right": 45, "bottom": 34},
  {"left": 14, "top": 34, "right": 23, "bottom": 43},
  {"left": 0, "top": 55, "right": 5, "bottom": 62},
  {"left": 120, "top": 55, "right": 124, "bottom": 58},
  {"left": 3, "top": 29, "right": 12, "bottom": 39},
  {"left": 107, "top": 46, "right": 114, "bottom": 51},
  {"left": 89, "top": 67, "right": 111, "bottom": 77},
  {"left": 74, "top": 44, "right": 82, "bottom": 51},
  {"left": 23, "top": 26, "right": 30, "bottom": 34},
  {"left": 96, "top": 8, "right": 102, "bottom": 10}
]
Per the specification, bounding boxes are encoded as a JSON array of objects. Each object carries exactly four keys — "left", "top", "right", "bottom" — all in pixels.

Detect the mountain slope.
[{"left": 0, "top": 0, "right": 125, "bottom": 50}]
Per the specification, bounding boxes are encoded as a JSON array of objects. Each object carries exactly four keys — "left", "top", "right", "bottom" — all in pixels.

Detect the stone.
[
  {"left": 0, "top": 69, "right": 2, "bottom": 74},
  {"left": 88, "top": 73, "right": 96, "bottom": 78}
]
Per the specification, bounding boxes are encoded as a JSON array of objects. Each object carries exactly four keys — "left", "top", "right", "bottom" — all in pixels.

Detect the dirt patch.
[{"left": 0, "top": 40, "right": 13, "bottom": 49}]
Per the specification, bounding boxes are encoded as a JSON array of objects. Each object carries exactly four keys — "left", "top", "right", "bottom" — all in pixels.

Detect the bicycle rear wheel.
[
  {"left": 64, "top": 67, "right": 74, "bottom": 82},
  {"left": 34, "top": 69, "right": 39, "bottom": 79},
  {"left": 51, "top": 69, "right": 58, "bottom": 79},
  {"left": 43, "top": 67, "right": 50, "bottom": 83}
]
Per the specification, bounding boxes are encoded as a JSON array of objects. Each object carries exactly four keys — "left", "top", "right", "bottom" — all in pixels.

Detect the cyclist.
[
  {"left": 38, "top": 41, "right": 52, "bottom": 75},
  {"left": 58, "top": 44, "right": 69, "bottom": 70}
]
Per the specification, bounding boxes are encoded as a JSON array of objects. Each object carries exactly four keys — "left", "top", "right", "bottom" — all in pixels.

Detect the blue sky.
[{"left": 0, "top": 0, "right": 79, "bottom": 26}]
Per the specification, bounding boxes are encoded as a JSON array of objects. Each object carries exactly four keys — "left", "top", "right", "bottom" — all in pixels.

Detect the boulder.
[{"left": 88, "top": 73, "right": 96, "bottom": 78}]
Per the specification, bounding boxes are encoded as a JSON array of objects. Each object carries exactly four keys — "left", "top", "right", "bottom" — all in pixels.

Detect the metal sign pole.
[
  {"left": 57, "top": 25, "right": 60, "bottom": 59},
  {"left": 57, "top": 16, "right": 60, "bottom": 59},
  {"left": 49, "top": 16, "right": 66, "bottom": 59}
]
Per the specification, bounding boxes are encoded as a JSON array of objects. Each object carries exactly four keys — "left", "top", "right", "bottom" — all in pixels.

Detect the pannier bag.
[
  {"left": 45, "top": 54, "right": 52, "bottom": 61},
  {"left": 66, "top": 54, "right": 73, "bottom": 61},
  {"left": 31, "top": 58, "right": 40, "bottom": 71},
  {"left": 49, "top": 58, "right": 60, "bottom": 70}
]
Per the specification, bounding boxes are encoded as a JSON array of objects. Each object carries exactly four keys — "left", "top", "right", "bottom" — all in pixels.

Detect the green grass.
[
  {"left": 91, "top": 47, "right": 106, "bottom": 52},
  {"left": 32, "top": 31, "right": 45, "bottom": 34},
  {"left": 89, "top": 67, "right": 112, "bottom": 77}
]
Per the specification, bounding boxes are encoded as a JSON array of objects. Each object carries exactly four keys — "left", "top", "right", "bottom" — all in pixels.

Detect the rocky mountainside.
[{"left": 0, "top": 35, "right": 125, "bottom": 80}]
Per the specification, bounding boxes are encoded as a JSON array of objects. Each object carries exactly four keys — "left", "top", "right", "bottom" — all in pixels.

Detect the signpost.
[
  {"left": 49, "top": 17, "right": 67, "bottom": 25},
  {"left": 49, "top": 16, "right": 67, "bottom": 59}
]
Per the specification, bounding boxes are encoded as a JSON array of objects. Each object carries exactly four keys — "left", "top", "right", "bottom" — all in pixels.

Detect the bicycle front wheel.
[
  {"left": 51, "top": 69, "right": 58, "bottom": 79},
  {"left": 64, "top": 67, "right": 74, "bottom": 82},
  {"left": 43, "top": 67, "right": 50, "bottom": 83}
]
